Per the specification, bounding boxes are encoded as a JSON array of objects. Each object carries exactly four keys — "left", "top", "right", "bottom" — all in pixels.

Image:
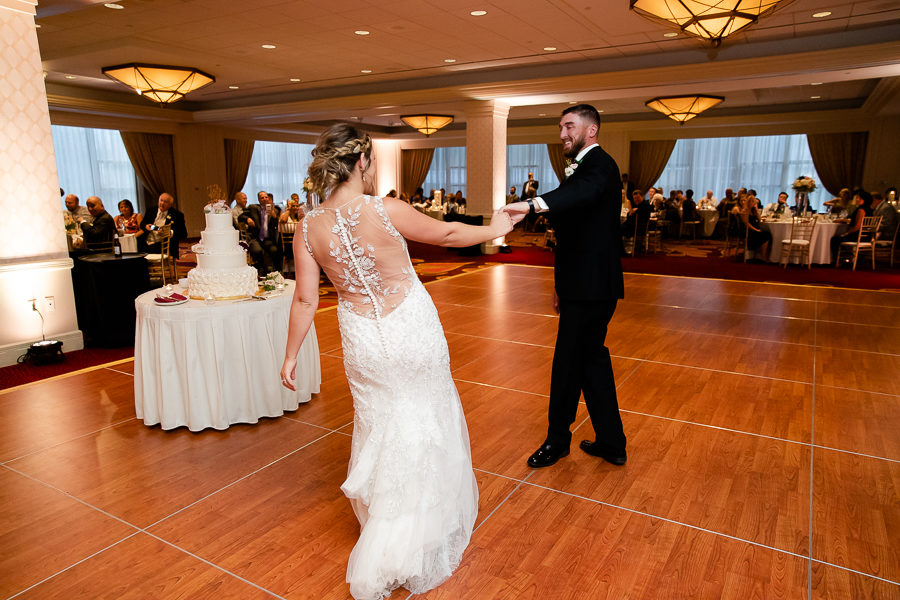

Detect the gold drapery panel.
[
  {"left": 546, "top": 144, "right": 568, "bottom": 183},
  {"left": 225, "top": 138, "right": 255, "bottom": 201},
  {"left": 628, "top": 140, "right": 676, "bottom": 193},
  {"left": 120, "top": 132, "right": 176, "bottom": 210},
  {"left": 806, "top": 132, "right": 868, "bottom": 197},
  {"left": 401, "top": 149, "right": 435, "bottom": 196}
]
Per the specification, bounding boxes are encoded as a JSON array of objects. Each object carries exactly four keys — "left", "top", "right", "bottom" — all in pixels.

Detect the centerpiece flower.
[{"left": 792, "top": 176, "right": 817, "bottom": 194}]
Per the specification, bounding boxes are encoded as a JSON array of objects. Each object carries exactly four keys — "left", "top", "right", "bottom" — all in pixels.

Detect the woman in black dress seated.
[
  {"left": 738, "top": 193, "right": 772, "bottom": 261},
  {"left": 830, "top": 189, "right": 873, "bottom": 260}
]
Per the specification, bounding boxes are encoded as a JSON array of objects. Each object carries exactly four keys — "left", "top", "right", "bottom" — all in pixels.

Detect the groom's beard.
[{"left": 563, "top": 132, "right": 586, "bottom": 159}]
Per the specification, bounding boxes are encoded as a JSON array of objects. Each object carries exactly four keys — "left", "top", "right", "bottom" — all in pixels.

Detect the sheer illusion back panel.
[{"left": 303, "top": 195, "right": 415, "bottom": 320}]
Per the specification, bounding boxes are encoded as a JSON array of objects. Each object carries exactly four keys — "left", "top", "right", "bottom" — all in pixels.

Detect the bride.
[{"left": 280, "top": 124, "right": 514, "bottom": 599}]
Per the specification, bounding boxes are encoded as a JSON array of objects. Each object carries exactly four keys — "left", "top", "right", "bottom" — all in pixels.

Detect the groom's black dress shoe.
[
  {"left": 580, "top": 440, "right": 627, "bottom": 466},
  {"left": 527, "top": 444, "right": 569, "bottom": 468}
]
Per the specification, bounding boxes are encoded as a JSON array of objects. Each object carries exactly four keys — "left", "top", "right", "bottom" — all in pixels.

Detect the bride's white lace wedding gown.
[{"left": 302, "top": 194, "right": 478, "bottom": 600}]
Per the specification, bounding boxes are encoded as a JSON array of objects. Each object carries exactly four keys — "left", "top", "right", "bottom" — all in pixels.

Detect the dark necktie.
[{"left": 260, "top": 207, "right": 267, "bottom": 241}]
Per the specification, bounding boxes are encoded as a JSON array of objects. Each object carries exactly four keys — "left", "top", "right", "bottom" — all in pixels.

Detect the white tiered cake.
[{"left": 187, "top": 212, "right": 258, "bottom": 299}]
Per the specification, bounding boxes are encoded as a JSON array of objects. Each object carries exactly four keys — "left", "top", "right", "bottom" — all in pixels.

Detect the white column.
[
  {"left": 0, "top": 0, "right": 83, "bottom": 366},
  {"left": 373, "top": 138, "right": 401, "bottom": 197},
  {"left": 465, "top": 100, "right": 509, "bottom": 254}
]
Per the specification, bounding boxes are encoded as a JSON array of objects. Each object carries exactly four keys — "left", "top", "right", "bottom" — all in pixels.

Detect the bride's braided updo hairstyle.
[{"left": 308, "top": 124, "right": 373, "bottom": 199}]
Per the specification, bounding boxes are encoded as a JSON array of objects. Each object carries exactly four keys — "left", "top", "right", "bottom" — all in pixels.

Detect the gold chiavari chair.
[
  {"left": 779, "top": 215, "right": 817, "bottom": 269},
  {"left": 834, "top": 216, "right": 881, "bottom": 270}
]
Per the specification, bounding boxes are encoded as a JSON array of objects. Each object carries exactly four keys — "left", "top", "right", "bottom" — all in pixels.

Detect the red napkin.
[{"left": 154, "top": 292, "right": 188, "bottom": 304}]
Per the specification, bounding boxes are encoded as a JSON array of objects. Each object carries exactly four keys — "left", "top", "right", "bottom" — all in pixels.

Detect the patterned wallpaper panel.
[{"left": 0, "top": 5, "right": 67, "bottom": 263}]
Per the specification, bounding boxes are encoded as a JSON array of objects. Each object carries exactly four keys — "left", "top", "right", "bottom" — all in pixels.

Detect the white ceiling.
[{"left": 35, "top": 0, "right": 900, "bottom": 132}]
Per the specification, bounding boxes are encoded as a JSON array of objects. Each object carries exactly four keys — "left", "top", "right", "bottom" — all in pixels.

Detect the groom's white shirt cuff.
[{"left": 533, "top": 143, "right": 598, "bottom": 213}]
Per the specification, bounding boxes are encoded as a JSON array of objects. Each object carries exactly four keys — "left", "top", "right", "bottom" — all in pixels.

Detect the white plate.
[{"left": 153, "top": 297, "right": 188, "bottom": 306}]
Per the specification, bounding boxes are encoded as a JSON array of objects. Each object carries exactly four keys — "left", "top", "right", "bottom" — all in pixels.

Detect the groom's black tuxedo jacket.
[{"left": 541, "top": 145, "right": 624, "bottom": 303}]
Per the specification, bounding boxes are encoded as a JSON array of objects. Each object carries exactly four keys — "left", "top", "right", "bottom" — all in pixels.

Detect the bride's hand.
[{"left": 280, "top": 357, "right": 297, "bottom": 391}]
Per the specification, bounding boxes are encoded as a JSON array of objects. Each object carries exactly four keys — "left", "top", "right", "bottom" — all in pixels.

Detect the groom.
[{"left": 502, "top": 104, "right": 627, "bottom": 468}]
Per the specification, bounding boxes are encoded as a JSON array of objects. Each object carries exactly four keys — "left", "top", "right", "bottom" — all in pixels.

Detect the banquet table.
[
  {"left": 73, "top": 252, "right": 150, "bottom": 346},
  {"left": 759, "top": 219, "right": 848, "bottom": 264},
  {"left": 134, "top": 280, "right": 321, "bottom": 431}
]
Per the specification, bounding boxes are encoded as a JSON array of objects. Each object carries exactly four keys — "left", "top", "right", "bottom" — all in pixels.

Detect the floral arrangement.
[
  {"left": 564, "top": 161, "right": 579, "bottom": 178},
  {"left": 792, "top": 176, "right": 817, "bottom": 194},
  {"left": 261, "top": 271, "right": 285, "bottom": 291}
]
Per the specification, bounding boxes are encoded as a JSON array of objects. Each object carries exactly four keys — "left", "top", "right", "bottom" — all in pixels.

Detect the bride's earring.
[{"left": 362, "top": 173, "right": 367, "bottom": 183}]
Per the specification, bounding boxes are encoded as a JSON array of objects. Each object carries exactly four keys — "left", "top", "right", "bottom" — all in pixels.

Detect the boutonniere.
[{"left": 564, "top": 160, "right": 579, "bottom": 178}]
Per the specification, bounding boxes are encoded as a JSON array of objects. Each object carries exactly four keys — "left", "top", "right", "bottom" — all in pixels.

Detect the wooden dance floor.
[{"left": 1, "top": 265, "right": 898, "bottom": 599}]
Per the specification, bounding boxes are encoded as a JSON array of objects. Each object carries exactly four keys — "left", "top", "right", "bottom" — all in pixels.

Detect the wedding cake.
[{"left": 187, "top": 209, "right": 258, "bottom": 299}]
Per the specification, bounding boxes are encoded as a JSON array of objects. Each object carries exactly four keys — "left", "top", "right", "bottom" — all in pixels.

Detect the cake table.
[{"left": 134, "top": 280, "right": 321, "bottom": 431}]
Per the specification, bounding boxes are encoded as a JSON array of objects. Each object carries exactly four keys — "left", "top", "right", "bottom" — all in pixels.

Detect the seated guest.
[
  {"left": 241, "top": 191, "right": 282, "bottom": 276},
  {"left": 445, "top": 194, "right": 459, "bottom": 215},
  {"left": 114, "top": 199, "right": 143, "bottom": 240},
  {"left": 410, "top": 187, "right": 426, "bottom": 207},
  {"left": 665, "top": 192, "right": 681, "bottom": 229},
  {"left": 63, "top": 194, "right": 92, "bottom": 232},
  {"left": 700, "top": 190, "right": 717, "bottom": 208},
  {"left": 506, "top": 186, "right": 519, "bottom": 204},
  {"left": 764, "top": 192, "right": 790, "bottom": 218},
  {"left": 651, "top": 191, "right": 665, "bottom": 213},
  {"left": 682, "top": 189, "right": 699, "bottom": 222},
  {"left": 279, "top": 197, "right": 304, "bottom": 229},
  {"left": 824, "top": 188, "right": 852, "bottom": 214},
  {"left": 78, "top": 196, "right": 116, "bottom": 249},
  {"left": 141, "top": 192, "right": 187, "bottom": 258},
  {"left": 232, "top": 192, "right": 249, "bottom": 228},
  {"left": 872, "top": 193, "right": 898, "bottom": 239},
  {"left": 831, "top": 190, "right": 875, "bottom": 259},
  {"left": 740, "top": 193, "right": 772, "bottom": 261},
  {"left": 399, "top": 192, "right": 409, "bottom": 203},
  {"left": 454, "top": 191, "right": 466, "bottom": 214},
  {"left": 622, "top": 190, "right": 651, "bottom": 237},
  {"left": 385, "top": 189, "right": 397, "bottom": 198},
  {"left": 746, "top": 189, "right": 763, "bottom": 211},
  {"left": 718, "top": 188, "right": 736, "bottom": 217}
]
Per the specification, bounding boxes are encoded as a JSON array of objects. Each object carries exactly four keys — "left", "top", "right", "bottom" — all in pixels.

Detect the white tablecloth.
[
  {"left": 698, "top": 209, "right": 719, "bottom": 237},
  {"left": 760, "top": 220, "right": 848, "bottom": 264},
  {"left": 120, "top": 233, "right": 137, "bottom": 253},
  {"left": 134, "top": 280, "right": 321, "bottom": 431}
]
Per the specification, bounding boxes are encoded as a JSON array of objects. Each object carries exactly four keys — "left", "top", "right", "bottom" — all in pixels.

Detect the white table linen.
[
  {"left": 759, "top": 220, "right": 848, "bottom": 264},
  {"left": 120, "top": 233, "right": 137, "bottom": 253},
  {"left": 698, "top": 209, "right": 719, "bottom": 237},
  {"left": 134, "top": 280, "right": 321, "bottom": 431}
]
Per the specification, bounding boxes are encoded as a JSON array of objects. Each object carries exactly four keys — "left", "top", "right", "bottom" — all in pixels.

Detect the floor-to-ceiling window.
[
  {"left": 655, "top": 134, "right": 826, "bottom": 211},
  {"left": 51, "top": 125, "right": 137, "bottom": 208},
  {"left": 242, "top": 140, "right": 316, "bottom": 205}
]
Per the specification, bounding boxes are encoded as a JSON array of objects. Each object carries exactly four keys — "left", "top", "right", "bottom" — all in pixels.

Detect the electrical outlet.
[{"left": 45, "top": 296, "right": 56, "bottom": 311}]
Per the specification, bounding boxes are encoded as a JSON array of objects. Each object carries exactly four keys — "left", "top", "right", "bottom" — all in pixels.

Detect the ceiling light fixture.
[
  {"left": 104, "top": 3, "right": 124, "bottom": 8},
  {"left": 544, "top": 46, "right": 557, "bottom": 51},
  {"left": 361, "top": 69, "right": 373, "bottom": 74},
  {"left": 354, "top": 30, "right": 370, "bottom": 35},
  {"left": 65, "top": 75, "right": 76, "bottom": 79},
  {"left": 102, "top": 63, "right": 215, "bottom": 104},
  {"left": 630, "top": 0, "right": 788, "bottom": 47},
  {"left": 290, "top": 78, "right": 301, "bottom": 82},
  {"left": 810, "top": 95, "right": 821, "bottom": 99},
  {"left": 229, "top": 85, "right": 240, "bottom": 89},
  {"left": 645, "top": 94, "right": 724, "bottom": 124},
  {"left": 261, "top": 44, "right": 276, "bottom": 49},
  {"left": 35, "top": 23, "right": 41, "bottom": 28},
  {"left": 470, "top": 10, "right": 487, "bottom": 16},
  {"left": 400, "top": 114, "right": 454, "bottom": 136},
  {"left": 812, "top": 11, "right": 831, "bottom": 17},
  {"left": 444, "top": 58, "right": 456, "bottom": 63},
  {"left": 810, "top": 81, "right": 823, "bottom": 85},
  {"left": 663, "top": 32, "right": 678, "bottom": 37}
]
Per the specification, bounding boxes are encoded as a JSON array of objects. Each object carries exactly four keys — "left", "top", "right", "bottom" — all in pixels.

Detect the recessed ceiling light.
[
  {"left": 810, "top": 82, "right": 823, "bottom": 85},
  {"left": 663, "top": 32, "right": 678, "bottom": 37},
  {"left": 810, "top": 95, "right": 821, "bottom": 99},
  {"left": 35, "top": 23, "right": 41, "bottom": 28},
  {"left": 229, "top": 85, "right": 239, "bottom": 89},
  {"left": 543, "top": 46, "right": 557, "bottom": 51},
  {"left": 361, "top": 69, "right": 372, "bottom": 74},
  {"left": 538, "top": 113, "right": 546, "bottom": 116},
  {"left": 354, "top": 30, "right": 370, "bottom": 35},
  {"left": 104, "top": 3, "right": 124, "bottom": 9},
  {"left": 289, "top": 78, "right": 301, "bottom": 82},
  {"left": 470, "top": 10, "right": 487, "bottom": 16},
  {"left": 568, "top": 101, "right": 577, "bottom": 104},
  {"left": 65, "top": 75, "right": 76, "bottom": 79},
  {"left": 444, "top": 58, "right": 456, "bottom": 63},
  {"left": 261, "top": 44, "right": 276, "bottom": 49},
  {"left": 598, "top": 110, "right": 604, "bottom": 113},
  {"left": 812, "top": 11, "right": 831, "bottom": 18}
]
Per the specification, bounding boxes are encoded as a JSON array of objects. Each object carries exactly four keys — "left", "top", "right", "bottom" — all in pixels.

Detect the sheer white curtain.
[
  {"left": 507, "top": 144, "right": 558, "bottom": 194},
  {"left": 241, "top": 140, "right": 315, "bottom": 205},
  {"left": 52, "top": 125, "right": 137, "bottom": 209},
  {"left": 422, "top": 146, "right": 467, "bottom": 198},
  {"left": 421, "top": 144, "right": 558, "bottom": 199},
  {"left": 656, "top": 134, "right": 826, "bottom": 211}
]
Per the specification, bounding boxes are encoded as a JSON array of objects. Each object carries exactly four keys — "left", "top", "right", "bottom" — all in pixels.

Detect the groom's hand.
[{"left": 500, "top": 202, "right": 529, "bottom": 225}]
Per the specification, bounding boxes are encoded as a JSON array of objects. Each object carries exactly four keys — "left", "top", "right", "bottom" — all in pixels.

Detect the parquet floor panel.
[{"left": 1, "top": 265, "right": 897, "bottom": 599}]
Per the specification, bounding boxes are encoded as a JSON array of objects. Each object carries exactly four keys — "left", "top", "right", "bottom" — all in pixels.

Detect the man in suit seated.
[
  {"left": 622, "top": 190, "right": 651, "bottom": 238},
  {"left": 77, "top": 196, "right": 115, "bottom": 250},
  {"left": 141, "top": 192, "right": 187, "bottom": 258},
  {"left": 240, "top": 191, "right": 282, "bottom": 277}
]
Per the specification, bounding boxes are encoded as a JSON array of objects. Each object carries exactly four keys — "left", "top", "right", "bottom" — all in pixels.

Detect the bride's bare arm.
[
  {"left": 281, "top": 237, "right": 320, "bottom": 390},
  {"left": 384, "top": 197, "right": 513, "bottom": 247}
]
